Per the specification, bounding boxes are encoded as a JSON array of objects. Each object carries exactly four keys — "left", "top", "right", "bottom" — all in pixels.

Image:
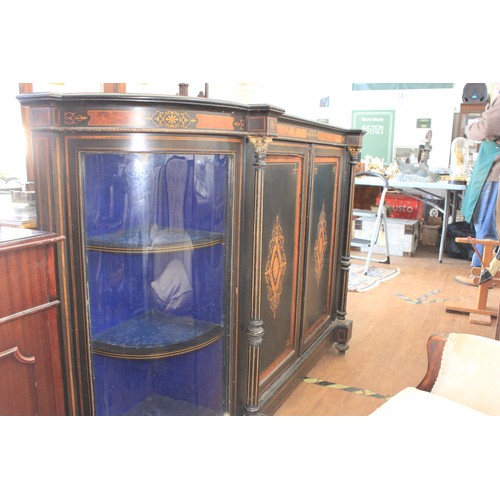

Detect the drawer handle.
[
  {"left": 0, "top": 300, "right": 60, "bottom": 326},
  {"left": 0, "top": 346, "right": 35, "bottom": 363}
]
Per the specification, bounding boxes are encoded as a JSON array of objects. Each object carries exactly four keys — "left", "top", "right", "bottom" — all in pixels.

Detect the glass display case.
[
  {"left": 83, "top": 152, "right": 228, "bottom": 415},
  {"left": 18, "top": 92, "right": 364, "bottom": 415},
  {"left": 449, "top": 137, "right": 469, "bottom": 183}
]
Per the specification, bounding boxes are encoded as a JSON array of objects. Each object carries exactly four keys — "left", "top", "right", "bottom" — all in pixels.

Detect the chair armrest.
[
  {"left": 416, "top": 333, "right": 449, "bottom": 392},
  {"left": 454, "top": 237, "right": 500, "bottom": 246}
]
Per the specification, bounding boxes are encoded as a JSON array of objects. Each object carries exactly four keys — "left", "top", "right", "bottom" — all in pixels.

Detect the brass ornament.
[
  {"left": 348, "top": 146, "right": 361, "bottom": 161},
  {"left": 249, "top": 136, "right": 273, "bottom": 154}
]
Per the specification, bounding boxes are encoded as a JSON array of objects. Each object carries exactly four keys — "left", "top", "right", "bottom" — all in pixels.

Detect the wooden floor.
[{"left": 274, "top": 244, "right": 500, "bottom": 416}]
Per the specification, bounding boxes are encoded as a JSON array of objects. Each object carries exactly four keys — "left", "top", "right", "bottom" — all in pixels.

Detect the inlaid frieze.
[
  {"left": 61, "top": 107, "right": 248, "bottom": 133},
  {"left": 277, "top": 123, "right": 346, "bottom": 144}
]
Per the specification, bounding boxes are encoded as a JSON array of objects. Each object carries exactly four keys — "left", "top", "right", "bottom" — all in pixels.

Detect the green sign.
[
  {"left": 416, "top": 118, "right": 432, "bottom": 128},
  {"left": 352, "top": 110, "right": 395, "bottom": 165}
]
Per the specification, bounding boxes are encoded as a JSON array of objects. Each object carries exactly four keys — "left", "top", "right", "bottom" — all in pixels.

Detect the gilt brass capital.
[
  {"left": 249, "top": 136, "right": 273, "bottom": 154},
  {"left": 348, "top": 146, "right": 361, "bottom": 161}
]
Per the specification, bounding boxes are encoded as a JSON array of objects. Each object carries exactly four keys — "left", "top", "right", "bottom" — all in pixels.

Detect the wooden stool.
[{"left": 445, "top": 237, "right": 500, "bottom": 325}]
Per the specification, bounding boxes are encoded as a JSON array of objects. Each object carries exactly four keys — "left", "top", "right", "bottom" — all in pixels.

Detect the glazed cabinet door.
[
  {"left": 70, "top": 137, "right": 242, "bottom": 415},
  {"left": 300, "top": 151, "right": 341, "bottom": 352}
]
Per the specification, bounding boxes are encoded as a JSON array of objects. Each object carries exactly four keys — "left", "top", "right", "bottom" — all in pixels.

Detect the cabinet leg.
[{"left": 334, "top": 319, "right": 352, "bottom": 354}]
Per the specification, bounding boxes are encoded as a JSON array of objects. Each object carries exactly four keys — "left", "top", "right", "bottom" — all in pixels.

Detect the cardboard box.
[
  {"left": 421, "top": 223, "right": 440, "bottom": 246},
  {"left": 353, "top": 217, "right": 419, "bottom": 257},
  {"left": 377, "top": 192, "right": 424, "bottom": 220}
]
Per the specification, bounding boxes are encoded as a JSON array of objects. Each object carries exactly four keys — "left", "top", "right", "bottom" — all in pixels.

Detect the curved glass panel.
[{"left": 82, "top": 152, "right": 228, "bottom": 415}]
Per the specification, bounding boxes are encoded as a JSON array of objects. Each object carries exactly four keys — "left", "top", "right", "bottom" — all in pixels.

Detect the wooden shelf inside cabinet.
[
  {"left": 91, "top": 311, "right": 222, "bottom": 359},
  {"left": 86, "top": 227, "right": 224, "bottom": 254}
]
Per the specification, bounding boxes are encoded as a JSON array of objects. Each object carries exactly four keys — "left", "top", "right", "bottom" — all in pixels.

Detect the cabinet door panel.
[
  {"left": 0, "top": 244, "right": 53, "bottom": 317},
  {"left": 259, "top": 155, "right": 303, "bottom": 387},
  {"left": 0, "top": 308, "right": 64, "bottom": 416},
  {"left": 0, "top": 345, "right": 38, "bottom": 416},
  {"left": 301, "top": 157, "right": 339, "bottom": 350}
]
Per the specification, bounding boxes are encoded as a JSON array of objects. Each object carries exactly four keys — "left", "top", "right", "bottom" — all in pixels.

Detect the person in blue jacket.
[{"left": 456, "top": 85, "right": 500, "bottom": 286}]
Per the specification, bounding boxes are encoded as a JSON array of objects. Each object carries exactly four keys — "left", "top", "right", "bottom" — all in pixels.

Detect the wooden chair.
[{"left": 445, "top": 237, "right": 500, "bottom": 325}]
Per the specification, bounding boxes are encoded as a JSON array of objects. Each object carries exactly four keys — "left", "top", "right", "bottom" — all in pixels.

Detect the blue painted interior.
[{"left": 82, "top": 152, "right": 228, "bottom": 415}]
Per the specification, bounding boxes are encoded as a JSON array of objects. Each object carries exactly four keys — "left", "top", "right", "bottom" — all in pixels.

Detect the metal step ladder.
[{"left": 351, "top": 171, "right": 391, "bottom": 275}]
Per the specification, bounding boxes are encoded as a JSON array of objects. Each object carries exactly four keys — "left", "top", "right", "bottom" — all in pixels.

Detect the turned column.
[
  {"left": 334, "top": 145, "right": 361, "bottom": 353},
  {"left": 245, "top": 135, "right": 273, "bottom": 415}
]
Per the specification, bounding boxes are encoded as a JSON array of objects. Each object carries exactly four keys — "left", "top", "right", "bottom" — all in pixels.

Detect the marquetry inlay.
[
  {"left": 150, "top": 110, "right": 198, "bottom": 128},
  {"left": 306, "top": 128, "right": 319, "bottom": 140},
  {"left": 265, "top": 215, "right": 287, "bottom": 318},
  {"left": 268, "top": 117, "right": 278, "bottom": 134},
  {"left": 233, "top": 118, "right": 246, "bottom": 130},
  {"left": 64, "top": 112, "right": 90, "bottom": 125},
  {"left": 314, "top": 203, "right": 328, "bottom": 286}
]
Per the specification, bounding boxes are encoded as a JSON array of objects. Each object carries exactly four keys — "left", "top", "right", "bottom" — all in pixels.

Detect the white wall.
[
  {"left": 208, "top": 83, "right": 467, "bottom": 170},
  {"left": 0, "top": 82, "right": 488, "bottom": 181},
  {"left": 208, "top": 82, "right": 351, "bottom": 122},
  {"left": 208, "top": 83, "right": 469, "bottom": 169},
  {"left": 0, "top": 82, "right": 27, "bottom": 181},
  {"left": 340, "top": 84, "right": 466, "bottom": 169}
]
